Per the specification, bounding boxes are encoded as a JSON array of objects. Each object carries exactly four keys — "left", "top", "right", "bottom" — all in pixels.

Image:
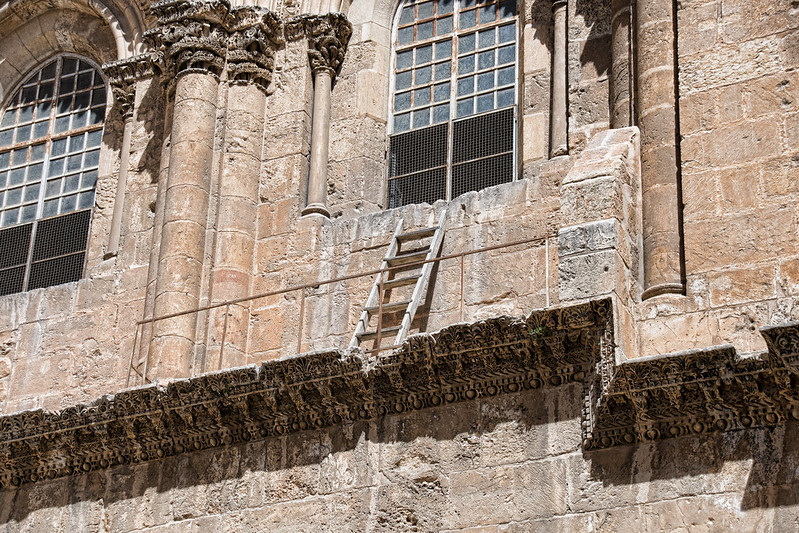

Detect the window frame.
[
  {"left": 0, "top": 53, "right": 109, "bottom": 295},
  {"left": 386, "top": 0, "right": 520, "bottom": 208}
]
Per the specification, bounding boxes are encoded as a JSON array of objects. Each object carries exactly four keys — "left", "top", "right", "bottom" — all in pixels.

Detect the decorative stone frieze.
[
  {"left": 226, "top": 8, "right": 283, "bottom": 91},
  {"left": 2, "top": 298, "right": 798, "bottom": 489},
  {"left": 287, "top": 13, "right": 352, "bottom": 77}
]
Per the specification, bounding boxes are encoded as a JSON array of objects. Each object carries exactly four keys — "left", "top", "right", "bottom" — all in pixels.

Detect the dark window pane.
[
  {"left": 28, "top": 252, "right": 86, "bottom": 290},
  {"left": 452, "top": 107, "right": 514, "bottom": 163},
  {"left": 389, "top": 122, "right": 448, "bottom": 177},
  {"left": 452, "top": 152, "right": 514, "bottom": 198},
  {"left": 387, "top": 167, "right": 446, "bottom": 209},
  {"left": 0, "top": 223, "right": 32, "bottom": 269},
  {"left": 62, "top": 58, "right": 78, "bottom": 74},
  {"left": 31, "top": 209, "right": 91, "bottom": 262}
]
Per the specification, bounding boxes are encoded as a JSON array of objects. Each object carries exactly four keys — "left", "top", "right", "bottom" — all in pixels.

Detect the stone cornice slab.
[{"left": 2, "top": 298, "right": 799, "bottom": 489}]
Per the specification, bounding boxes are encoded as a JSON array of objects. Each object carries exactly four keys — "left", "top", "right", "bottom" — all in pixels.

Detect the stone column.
[
  {"left": 103, "top": 54, "right": 164, "bottom": 383},
  {"left": 147, "top": 1, "right": 229, "bottom": 379},
  {"left": 105, "top": 92, "right": 133, "bottom": 258},
  {"left": 304, "top": 68, "right": 333, "bottom": 217},
  {"left": 550, "top": 0, "right": 568, "bottom": 157},
  {"left": 206, "top": 11, "right": 282, "bottom": 371},
  {"left": 610, "top": 0, "right": 632, "bottom": 128},
  {"left": 139, "top": 98, "right": 173, "bottom": 383},
  {"left": 289, "top": 14, "right": 352, "bottom": 218},
  {"left": 636, "top": 0, "right": 684, "bottom": 299},
  {"left": 103, "top": 55, "right": 159, "bottom": 258}
]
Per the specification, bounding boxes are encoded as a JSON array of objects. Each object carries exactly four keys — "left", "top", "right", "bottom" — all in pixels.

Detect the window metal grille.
[
  {"left": 0, "top": 55, "right": 105, "bottom": 294},
  {"left": 388, "top": 0, "right": 517, "bottom": 208}
]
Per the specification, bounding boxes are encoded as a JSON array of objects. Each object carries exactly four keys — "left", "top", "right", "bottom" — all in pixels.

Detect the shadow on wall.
[
  {"left": 1, "top": 383, "right": 797, "bottom": 526},
  {"left": 527, "top": 0, "right": 611, "bottom": 76}
]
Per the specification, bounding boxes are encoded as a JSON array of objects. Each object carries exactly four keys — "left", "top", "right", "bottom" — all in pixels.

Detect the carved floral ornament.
[
  {"left": 2, "top": 298, "right": 799, "bottom": 490},
  {"left": 102, "top": 0, "right": 352, "bottom": 109}
]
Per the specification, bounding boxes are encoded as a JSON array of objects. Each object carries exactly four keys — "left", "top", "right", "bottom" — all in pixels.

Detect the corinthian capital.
[
  {"left": 146, "top": 0, "right": 232, "bottom": 78},
  {"left": 103, "top": 53, "right": 160, "bottom": 119},
  {"left": 287, "top": 13, "right": 353, "bottom": 77},
  {"left": 226, "top": 8, "right": 284, "bottom": 91}
]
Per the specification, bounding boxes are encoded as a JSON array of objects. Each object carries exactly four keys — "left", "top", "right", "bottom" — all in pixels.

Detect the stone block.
[
  {"left": 684, "top": 205, "right": 797, "bottom": 272},
  {"left": 778, "top": 258, "right": 799, "bottom": 296},
  {"left": 709, "top": 265, "right": 776, "bottom": 307},
  {"left": 565, "top": 448, "right": 638, "bottom": 513},
  {"left": 680, "top": 37, "right": 782, "bottom": 94},
  {"left": 679, "top": 90, "right": 716, "bottom": 134},
  {"left": 638, "top": 311, "right": 720, "bottom": 356},
  {"left": 677, "top": 1, "right": 718, "bottom": 56},
  {"left": 558, "top": 248, "right": 629, "bottom": 302},
  {"left": 559, "top": 219, "right": 624, "bottom": 258},
  {"left": 681, "top": 169, "right": 719, "bottom": 222},
  {"left": 561, "top": 176, "right": 625, "bottom": 227}
]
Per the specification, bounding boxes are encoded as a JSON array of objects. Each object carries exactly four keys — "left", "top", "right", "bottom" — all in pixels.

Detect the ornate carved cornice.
[
  {"left": 0, "top": 300, "right": 608, "bottom": 489},
  {"left": 286, "top": 13, "right": 353, "bottom": 77},
  {"left": 103, "top": 54, "right": 161, "bottom": 119},
  {"left": 1, "top": 299, "right": 798, "bottom": 490}
]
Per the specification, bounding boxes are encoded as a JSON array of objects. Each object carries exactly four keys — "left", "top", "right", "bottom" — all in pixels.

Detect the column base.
[
  {"left": 301, "top": 203, "right": 331, "bottom": 218},
  {"left": 641, "top": 282, "right": 685, "bottom": 300},
  {"left": 551, "top": 144, "right": 569, "bottom": 158}
]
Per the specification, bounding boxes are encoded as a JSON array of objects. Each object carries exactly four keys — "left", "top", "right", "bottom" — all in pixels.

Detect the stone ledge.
[{"left": 2, "top": 298, "right": 799, "bottom": 489}]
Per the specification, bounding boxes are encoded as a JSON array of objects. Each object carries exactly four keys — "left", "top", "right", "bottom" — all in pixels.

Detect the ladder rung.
[
  {"left": 365, "top": 300, "right": 411, "bottom": 314},
  {"left": 357, "top": 326, "right": 402, "bottom": 341},
  {"left": 386, "top": 249, "right": 429, "bottom": 267},
  {"left": 397, "top": 226, "right": 438, "bottom": 242},
  {"left": 382, "top": 274, "right": 421, "bottom": 290}
]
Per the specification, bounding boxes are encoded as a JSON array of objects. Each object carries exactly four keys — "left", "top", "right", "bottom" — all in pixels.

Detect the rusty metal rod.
[{"left": 137, "top": 234, "right": 556, "bottom": 326}]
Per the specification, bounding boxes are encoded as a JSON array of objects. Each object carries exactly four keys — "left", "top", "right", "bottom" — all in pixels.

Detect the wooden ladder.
[{"left": 350, "top": 211, "right": 446, "bottom": 351}]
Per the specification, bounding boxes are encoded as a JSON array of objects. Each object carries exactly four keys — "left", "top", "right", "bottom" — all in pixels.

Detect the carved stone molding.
[
  {"left": 2, "top": 299, "right": 799, "bottom": 490},
  {"left": 286, "top": 13, "right": 353, "bottom": 77}
]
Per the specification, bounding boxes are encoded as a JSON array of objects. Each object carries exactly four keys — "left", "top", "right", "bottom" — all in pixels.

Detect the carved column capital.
[
  {"left": 551, "top": 0, "right": 568, "bottom": 11},
  {"left": 146, "top": 0, "right": 232, "bottom": 79},
  {"left": 287, "top": 13, "right": 353, "bottom": 78},
  {"left": 103, "top": 54, "right": 160, "bottom": 120},
  {"left": 226, "top": 8, "right": 284, "bottom": 91}
]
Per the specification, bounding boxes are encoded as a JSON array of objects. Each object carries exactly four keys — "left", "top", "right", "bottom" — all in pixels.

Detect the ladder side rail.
[
  {"left": 350, "top": 219, "right": 405, "bottom": 347},
  {"left": 396, "top": 211, "right": 447, "bottom": 342}
]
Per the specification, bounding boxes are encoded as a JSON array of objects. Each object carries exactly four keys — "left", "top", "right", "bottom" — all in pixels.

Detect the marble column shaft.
[
  {"left": 611, "top": 0, "right": 632, "bottom": 128},
  {"left": 550, "top": 0, "right": 568, "bottom": 157},
  {"left": 303, "top": 68, "right": 333, "bottom": 217},
  {"left": 208, "top": 83, "right": 266, "bottom": 370},
  {"left": 636, "top": 0, "right": 684, "bottom": 299},
  {"left": 151, "top": 72, "right": 219, "bottom": 378}
]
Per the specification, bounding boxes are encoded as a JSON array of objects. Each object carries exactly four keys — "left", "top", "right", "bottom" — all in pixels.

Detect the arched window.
[
  {"left": 387, "top": 0, "right": 517, "bottom": 209},
  {"left": 0, "top": 56, "right": 106, "bottom": 295}
]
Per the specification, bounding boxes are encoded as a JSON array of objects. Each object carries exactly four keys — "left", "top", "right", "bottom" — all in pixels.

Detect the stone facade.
[{"left": 0, "top": 0, "right": 798, "bottom": 530}]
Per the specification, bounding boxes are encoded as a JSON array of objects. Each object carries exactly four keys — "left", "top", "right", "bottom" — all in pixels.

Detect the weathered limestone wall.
[
  {"left": 0, "top": 5, "right": 160, "bottom": 412},
  {"left": 2, "top": 385, "right": 798, "bottom": 531},
  {"left": 635, "top": 0, "right": 799, "bottom": 355}
]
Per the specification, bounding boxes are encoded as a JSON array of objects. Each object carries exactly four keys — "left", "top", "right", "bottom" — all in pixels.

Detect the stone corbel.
[{"left": 288, "top": 13, "right": 353, "bottom": 218}]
